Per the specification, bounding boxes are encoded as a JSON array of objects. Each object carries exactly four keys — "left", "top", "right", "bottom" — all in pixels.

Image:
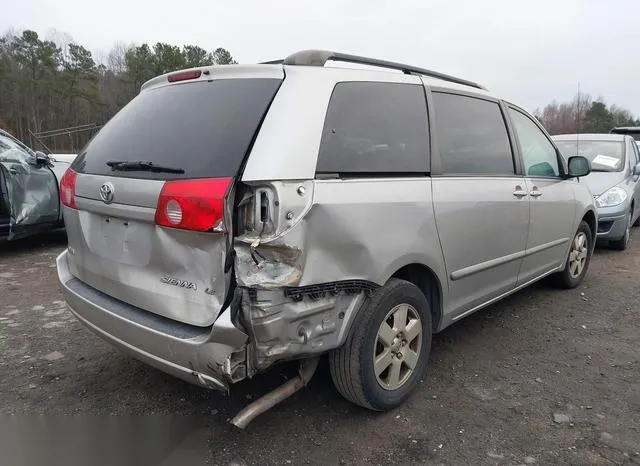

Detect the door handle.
[
  {"left": 530, "top": 188, "right": 543, "bottom": 198},
  {"left": 513, "top": 186, "right": 527, "bottom": 198}
]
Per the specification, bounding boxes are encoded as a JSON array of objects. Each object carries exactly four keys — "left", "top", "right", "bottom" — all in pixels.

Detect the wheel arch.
[
  {"left": 581, "top": 208, "right": 597, "bottom": 240},
  {"left": 390, "top": 263, "right": 444, "bottom": 332}
]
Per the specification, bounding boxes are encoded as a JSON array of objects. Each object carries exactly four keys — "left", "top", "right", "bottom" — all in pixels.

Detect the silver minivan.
[{"left": 57, "top": 50, "right": 596, "bottom": 427}]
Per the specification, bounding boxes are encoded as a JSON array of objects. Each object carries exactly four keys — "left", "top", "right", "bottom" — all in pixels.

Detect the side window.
[
  {"left": 316, "top": 82, "right": 429, "bottom": 174},
  {"left": 432, "top": 93, "right": 514, "bottom": 175},
  {"left": 508, "top": 107, "right": 560, "bottom": 178}
]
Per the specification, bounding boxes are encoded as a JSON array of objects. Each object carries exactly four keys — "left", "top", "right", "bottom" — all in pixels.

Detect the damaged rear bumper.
[
  {"left": 56, "top": 249, "right": 248, "bottom": 391},
  {"left": 241, "top": 287, "right": 366, "bottom": 372},
  {"left": 234, "top": 238, "right": 374, "bottom": 373}
]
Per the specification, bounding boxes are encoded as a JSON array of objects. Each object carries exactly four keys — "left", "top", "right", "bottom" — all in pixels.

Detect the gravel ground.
[{"left": 1, "top": 232, "right": 639, "bottom": 465}]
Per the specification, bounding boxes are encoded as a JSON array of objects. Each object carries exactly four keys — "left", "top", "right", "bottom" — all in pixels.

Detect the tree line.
[
  {"left": 0, "top": 29, "right": 236, "bottom": 152},
  {"left": 534, "top": 93, "right": 639, "bottom": 135},
  {"left": 1, "top": 28, "right": 638, "bottom": 152}
]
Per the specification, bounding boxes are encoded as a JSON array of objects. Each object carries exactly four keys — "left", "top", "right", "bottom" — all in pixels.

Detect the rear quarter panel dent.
[{"left": 234, "top": 178, "right": 446, "bottom": 296}]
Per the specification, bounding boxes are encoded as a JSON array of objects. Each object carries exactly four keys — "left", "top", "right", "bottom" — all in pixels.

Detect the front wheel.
[
  {"left": 329, "top": 278, "right": 432, "bottom": 411},
  {"left": 554, "top": 220, "right": 593, "bottom": 289}
]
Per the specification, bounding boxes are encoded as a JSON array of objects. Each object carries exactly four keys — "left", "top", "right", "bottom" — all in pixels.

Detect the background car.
[
  {"left": 553, "top": 133, "right": 640, "bottom": 250},
  {"left": 610, "top": 126, "right": 640, "bottom": 148},
  {"left": 0, "top": 129, "right": 70, "bottom": 241},
  {"left": 48, "top": 153, "right": 78, "bottom": 164}
]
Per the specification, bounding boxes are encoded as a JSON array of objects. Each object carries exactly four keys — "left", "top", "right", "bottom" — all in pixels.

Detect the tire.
[
  {"left": 610, "top": 211, "right": 631, "bottom": 251},
  {"left": 554, "top": 220, "right": 593, "bottom": 289},
  {"left": 329, "top": 278, "right": 432, "bottom": 411}
]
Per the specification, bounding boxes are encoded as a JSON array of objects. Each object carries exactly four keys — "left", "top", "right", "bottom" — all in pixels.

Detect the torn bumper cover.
[{"left": 56, "top": 249, "right": 249, "bottom": 391}]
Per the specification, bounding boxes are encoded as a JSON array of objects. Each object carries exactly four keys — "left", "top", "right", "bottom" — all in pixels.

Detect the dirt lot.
[{"left": 1, "top": 232, "right": 639, "bottom": 465}]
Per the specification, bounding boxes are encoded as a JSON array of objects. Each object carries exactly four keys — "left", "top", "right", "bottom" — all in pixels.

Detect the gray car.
[
  {"left": 56, "top": 50, "right": 596, "bottom": 427},
  {"left": 553, "top": 133, "right": 640, "bottom": 250},
  {"left": 0, "top": 130, "right": 70, "bottom": 241}
]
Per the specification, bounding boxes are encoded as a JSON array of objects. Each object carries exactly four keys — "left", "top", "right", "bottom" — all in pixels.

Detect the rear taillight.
[
  {"left": 60, "top": 168, "right": 77, "bottom": 209},
  {"left": 154, "top": 177, "right": 232, "bottom": 232}
]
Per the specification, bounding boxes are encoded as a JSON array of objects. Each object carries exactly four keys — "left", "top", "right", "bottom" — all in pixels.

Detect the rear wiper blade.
[{"left": 106, "top": 160, "right": 185, "bottom": 174}]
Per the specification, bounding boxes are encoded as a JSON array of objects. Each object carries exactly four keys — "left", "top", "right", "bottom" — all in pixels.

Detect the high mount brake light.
[
  {"left": 167, "top": 70, "right": 202, "bottom": 83},
  {"left": 60, "top": 168, "right": 77, "bottom": 209},
  {"left": 154, "top": 177, "right": 233, "bottom": 232}
]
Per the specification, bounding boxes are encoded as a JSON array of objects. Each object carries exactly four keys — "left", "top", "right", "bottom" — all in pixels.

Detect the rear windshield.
[
  {"left": 555, "top": 140, "right": 625, "bottom": 172},
  {"left": 71, "top": 78, "right": 282, "bottom": 180}
]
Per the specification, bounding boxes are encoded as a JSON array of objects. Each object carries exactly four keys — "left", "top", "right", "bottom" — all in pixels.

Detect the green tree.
[
  {"left": 62, "top": 43, "right": 101, "bottom": 139},
  {"left": 152, "top": 42, "right": 186, "bottom": 75},
  {"left": 212, "top": 47, "right": 236, "bottom": 65},
  {"left": 583, "top": 102, "right": 614, "bottom": 133},
  {"left": 124, "top": 43, "right": 155, "bottom": 91},
  {"left": 536, "top": 93, "right": 639, "bottom": 135},
  {"left": 8, "top": 30, "right": 61, "bottom": 132},
  {"left": 0, "top": 28, "right": 238, "bottom": 151},
  {"left": 182, "top": 45, "right": 212, "bottom": 67}
]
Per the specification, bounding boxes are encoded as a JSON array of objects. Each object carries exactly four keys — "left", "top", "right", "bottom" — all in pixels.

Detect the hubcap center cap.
[{"left": 391, "top": 334, "right": 403, "bottom": 352}]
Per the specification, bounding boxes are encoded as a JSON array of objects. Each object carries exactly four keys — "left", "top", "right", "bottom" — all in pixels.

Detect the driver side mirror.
[
  {"left": 34, "top": 151, "right": 50, "bottom": 165},
  {"left": 567, "top": 156, "right": 591, "bottom": 178},
  {"left": 633, "top": 163, "right": 640, "bottom": 176}
]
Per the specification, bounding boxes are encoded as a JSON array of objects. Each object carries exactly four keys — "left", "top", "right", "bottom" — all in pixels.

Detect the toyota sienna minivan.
[{"left": 57, "top": 50, "right": 596, "bottom": 427}]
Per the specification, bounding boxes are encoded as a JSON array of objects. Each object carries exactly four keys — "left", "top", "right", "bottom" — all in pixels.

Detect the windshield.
[{"left": 555, "top": 140, "right": 625, "bottom": 172}]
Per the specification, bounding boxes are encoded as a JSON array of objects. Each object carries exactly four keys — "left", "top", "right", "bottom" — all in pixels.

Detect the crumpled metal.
[{"left": 1, "top": 148, "right": 65, "bottom": 240}]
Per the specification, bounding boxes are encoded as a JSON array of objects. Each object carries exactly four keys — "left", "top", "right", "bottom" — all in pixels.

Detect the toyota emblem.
[{"left": 100, "top": 182, "right": 115, "bottom": 204}]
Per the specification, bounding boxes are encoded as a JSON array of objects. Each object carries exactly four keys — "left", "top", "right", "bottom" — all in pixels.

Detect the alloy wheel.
[
  {"left": 373, "top": 303, "right": 422, "bottom": 390},
  {"left": 568, "top": 231, "right": 588, "bottom": 278}
]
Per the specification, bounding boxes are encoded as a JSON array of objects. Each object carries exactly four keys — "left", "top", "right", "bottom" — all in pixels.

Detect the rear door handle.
[
  {"left": 530, "top": 188, "right": 543, "bottom": 198},
  {"left": 513, "top": 186, "right": 527, "bottom": 198}
]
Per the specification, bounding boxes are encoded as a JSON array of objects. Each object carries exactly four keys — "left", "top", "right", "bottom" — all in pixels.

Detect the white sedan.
[{"left": 49, "top": 153, "right": 77, "bottom": 163}]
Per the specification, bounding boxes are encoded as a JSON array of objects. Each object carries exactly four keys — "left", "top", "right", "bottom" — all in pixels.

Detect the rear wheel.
[
  {"left": 554, "top": 220, "right": 593, "bottom": 289},
  {"left": 329, "top": 278, "right": 432, "bottom": 411},
  {"left": 610, "top": 211, "right": 631, "bottom": 251}
]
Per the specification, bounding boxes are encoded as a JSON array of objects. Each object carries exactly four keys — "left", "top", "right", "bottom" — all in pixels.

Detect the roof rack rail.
[{"left": 262, "top": 49, "right": 486, "bottom": 90}]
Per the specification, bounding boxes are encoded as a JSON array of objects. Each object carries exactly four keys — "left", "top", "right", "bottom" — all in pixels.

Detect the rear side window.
[
  {"left": 72, "top": 78, "right": 282, "bottom": 180},
  {"left": 432, "top": 92, "right": 514, "bottom": 175},
  {"left": 316, "top": 82, "right": 429, "bottom": 175}
]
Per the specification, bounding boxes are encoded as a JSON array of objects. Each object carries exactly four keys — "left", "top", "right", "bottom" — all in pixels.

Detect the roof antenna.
[{"left": 576, "top": 81, "right": 581, "bottom": 155}]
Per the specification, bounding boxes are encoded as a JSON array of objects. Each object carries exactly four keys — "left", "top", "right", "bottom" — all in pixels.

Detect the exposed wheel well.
[
  {"left": 391, "top": 264, "right": 443, "bottom": 331},
  {"left": 582, "top": 210, "right": 597, "bottom": 239}
]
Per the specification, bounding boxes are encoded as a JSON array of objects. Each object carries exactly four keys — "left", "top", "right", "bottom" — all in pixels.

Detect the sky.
[{"left": 3, "top": 0, "right": 639, "bottom": 116}]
